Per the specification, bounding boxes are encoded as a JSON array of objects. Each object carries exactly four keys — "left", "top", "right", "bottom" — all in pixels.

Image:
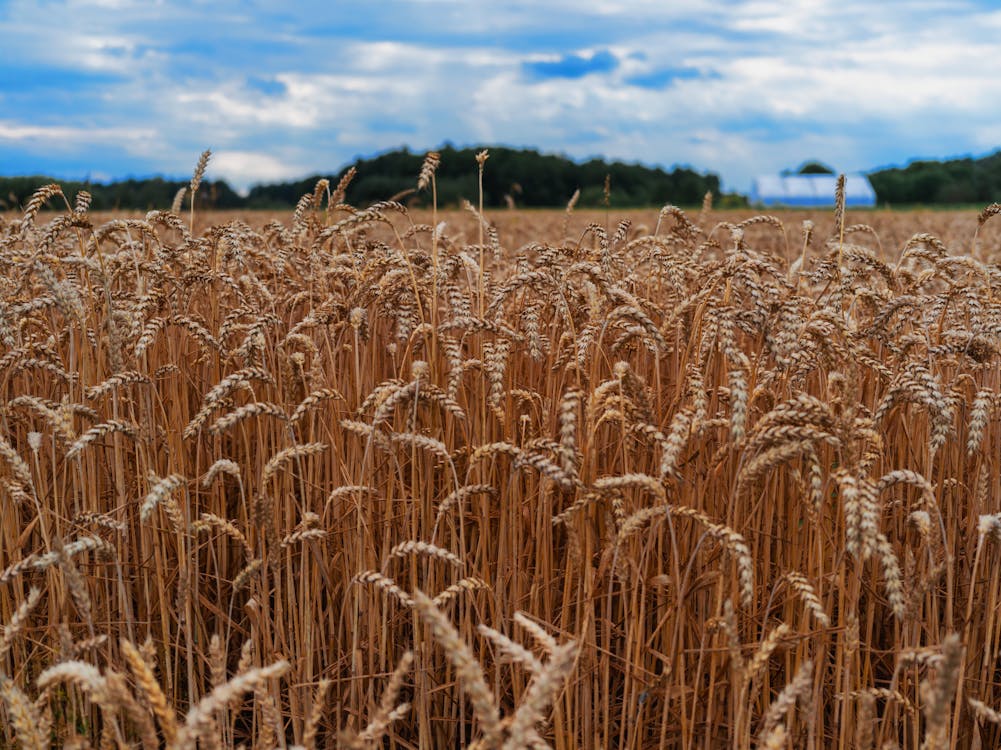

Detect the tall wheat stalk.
[{"left": 1, "top": 162, "right": 1000, "bottom": 749}]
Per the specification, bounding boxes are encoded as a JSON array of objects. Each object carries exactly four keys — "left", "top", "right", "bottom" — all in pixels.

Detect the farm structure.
[{"left": 751, "top": 173, "right": 877, "bottom": 207}]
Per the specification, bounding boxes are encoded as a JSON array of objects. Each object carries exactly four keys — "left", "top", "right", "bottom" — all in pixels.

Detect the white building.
[{"left": 750, "top": 174, "right": 877, "bottom": 208}]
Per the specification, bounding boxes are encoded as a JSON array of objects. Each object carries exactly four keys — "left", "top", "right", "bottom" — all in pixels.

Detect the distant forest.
[
  {"left": 0, "top": 146, "right": 724, "bottom": 212},
  {"left": 867, "top": 151, "right": 1001, "bottom": 205},
  {"left": 3, "top": 145, "right": 1001, "bottom": 211}
]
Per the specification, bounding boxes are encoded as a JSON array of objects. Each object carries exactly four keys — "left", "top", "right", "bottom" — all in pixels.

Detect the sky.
[{"left": 2, "top": 0, "right": 1001, "bottom": 194}]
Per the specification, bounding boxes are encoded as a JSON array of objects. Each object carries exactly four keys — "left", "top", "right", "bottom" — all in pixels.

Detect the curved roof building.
[{"left": 750, "top": 174, "right": 876, "bottom": 208}]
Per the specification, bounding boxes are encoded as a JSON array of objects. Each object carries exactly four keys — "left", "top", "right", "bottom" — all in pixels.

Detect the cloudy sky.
[{"left": 1, "top": 0, "right": 999, "bottom": 193}]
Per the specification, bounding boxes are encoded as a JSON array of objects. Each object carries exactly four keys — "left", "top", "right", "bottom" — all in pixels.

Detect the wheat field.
[{"left": 2, "top": 156, "right": 1001, "bottom": 749}]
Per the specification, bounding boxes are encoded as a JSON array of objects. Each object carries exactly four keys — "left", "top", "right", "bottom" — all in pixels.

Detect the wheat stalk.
[
  {"left": 0, "top": 676, "right": 49, "bottom": 750},
  {"left": 178, "top": 660, "right": 289, "bottom": 748},
  {"left": 411, "top": 590, "right": 503, "bottom": 745}
]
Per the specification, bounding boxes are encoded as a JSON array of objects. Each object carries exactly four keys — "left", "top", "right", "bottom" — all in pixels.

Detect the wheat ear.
[{"left": 411, "top": 590, "right": 503, "bottom": 746}]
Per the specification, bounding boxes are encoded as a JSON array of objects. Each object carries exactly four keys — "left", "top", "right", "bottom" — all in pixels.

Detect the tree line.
[
  {"left": 0, "top": 175, "right": 245, "bottom": 213},
  {"left": 0, "top": 146, "right": 724, "bottom": 212},
  {"left": 246, "top": 145, "right": 727, "bottom": 209},
  {"left": 867, "top": 151, "right": 1001, "bottom": 205},
  {"left": 4, "top": 146, "right": 1001, "bottom": 211}
]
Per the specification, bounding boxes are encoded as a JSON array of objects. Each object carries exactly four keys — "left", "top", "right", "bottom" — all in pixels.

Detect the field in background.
[
  {"left": 31, "top": 206, "right": 1001, "bottom": 255},
  {"left": 2, "top": 180, "right": 1001, "bottom": 749}
]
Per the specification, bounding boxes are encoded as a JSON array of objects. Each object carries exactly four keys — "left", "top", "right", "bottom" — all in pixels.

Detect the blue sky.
[{"left": 2, "top": 0, "right": 1001, "bottom": 193}]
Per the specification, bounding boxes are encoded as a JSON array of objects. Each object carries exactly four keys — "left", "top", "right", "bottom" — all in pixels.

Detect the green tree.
[
  {"left": 797, "top": 161, "right": 835, "bottom": 175},
  {"left": 0, "top": 146, "right": 727, "bottom": 211}
]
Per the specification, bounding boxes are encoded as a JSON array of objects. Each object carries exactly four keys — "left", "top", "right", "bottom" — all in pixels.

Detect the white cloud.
[
  {"left": 210, "top": 151, "right": 312, "bottom": 192},
  {"left": 2, "top": 0, "right": 1001, "bottom": 192},
  {"left": 0, "top": 121, "right": 156, "bottom": 144}
]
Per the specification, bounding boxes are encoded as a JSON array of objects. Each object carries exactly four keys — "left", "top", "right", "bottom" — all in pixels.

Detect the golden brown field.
[{"left": 3, "top": 166, "right": 1001, "bottom": 749}]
